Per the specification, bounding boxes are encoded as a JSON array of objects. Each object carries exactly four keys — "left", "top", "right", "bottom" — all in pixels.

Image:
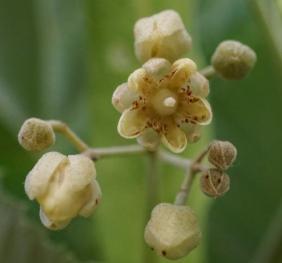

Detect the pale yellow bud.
[
  {"left": 145, "top": 203, "right": 201, "bottom": 260},
  {"left": 200, "top": 169, "right": 230, "bottom": 198},
  {"left": 25, "top": 152, "right": 101, "bottom": 230},
  {"left": 18, "top": 118, "right": 55, "bottom": 151},
  {"left": 211, "top": 40, "right": 257, "bottom": 79},
  {"left": 208, "top": 140, "right": 237, "bottom": 170},
  {"left": 134, "top": 10, "right": 192, "bottom": 63}
]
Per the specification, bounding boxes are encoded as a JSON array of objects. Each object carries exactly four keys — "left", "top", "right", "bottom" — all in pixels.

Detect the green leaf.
[
  {"left": 0, "top": 190, "right": 93, "bottom": 263},
  {"left": 197, "top": 0, "right": 282, "bottom": 262}
]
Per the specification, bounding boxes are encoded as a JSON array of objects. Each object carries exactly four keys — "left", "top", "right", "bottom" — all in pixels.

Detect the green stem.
[{"left": 144, "top": 151, "right": 159, "bottom": 263}]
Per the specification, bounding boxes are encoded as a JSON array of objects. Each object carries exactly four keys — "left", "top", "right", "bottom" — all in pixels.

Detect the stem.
[
  {"left": 174, "top": 146, "right": 210, "bottom": 205},
  {"left": 158, "top": 150, "right": 192, "bottom": 169},
  {"left": 48, "top": 120, "right": 89, "bottom": 152},
  {"left": 83, "top": 144, "right": 146, "bottom": 160},
  {"left": 200, "top": 65, "right": 216, "bottom": 79},
  {"left": 144, "top": 151, "right": 159, "bottom": 263}
]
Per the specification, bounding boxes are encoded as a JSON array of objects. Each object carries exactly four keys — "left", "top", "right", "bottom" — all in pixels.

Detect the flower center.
[{"left": 151, "top": 89, "right": 178, "bottom": 116}]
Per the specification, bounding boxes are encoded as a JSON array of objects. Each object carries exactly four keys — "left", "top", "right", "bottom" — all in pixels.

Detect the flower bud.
[
  {"left": 25, "top": 152, "right": 101, "bottom": 230},
  {"left": 208, "top": 140, "right": 237, "bottom": 170},
  {"left": 134, "top": 10, "right": 192, "bottom": 63},
  {"left": 211, "top": 40, "right": 257, "bottom": 79},
  {"left": 137, "top": 128, "right": 160, "bottom": 151},
  {"left": 112, "top": 83, "right": 138, "bottom": 113},
  {"left": 145, "top": 203, "right": 201, "bottom": 260},
  {"left": 200, "top": 169, "right": 230, "bottom": 198},
  {"left": 18, "top": 118, "right": 55, "bottom": 151}
]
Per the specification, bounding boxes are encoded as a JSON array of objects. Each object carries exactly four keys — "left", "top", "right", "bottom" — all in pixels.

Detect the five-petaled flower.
[{"left": 113, "top": 58, "right": 212, "bottom": 153}]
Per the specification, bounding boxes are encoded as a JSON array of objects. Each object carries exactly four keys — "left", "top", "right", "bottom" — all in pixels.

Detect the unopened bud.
[
  {"left": 200, "top": 169, "right": 230, "bottom": 198},
  {"left": 25, "top": 152, "right": 101, "bottom": 230},
  {"left": 211, "top": 40, "right": 257, "bottom": 79},
  {"left": 208, "top": 140, "right": 237, "bottom": 170},
  {"left": 145, "top": 203, "right": 201, "bottom": 260},
  {"left": 18, "top": 118, "right": 55, "bottom": 151},
  {"left": 134, "top": 10, "right": 192, "bottom": 63}
]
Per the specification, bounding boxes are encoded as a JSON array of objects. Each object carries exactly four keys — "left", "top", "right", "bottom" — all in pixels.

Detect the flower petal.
[
  {"left": 142, "top": 58, "right": 171, "bottom": 80},
  {"left": 181, "top": 123, "right": 201, "bottom": 143},
  {"left": 177, "top": 97, "right": 212, "bottom": 125},
  {"left": 137, "top": 128, "right": 160, "bottom": 151},
  {"left": 169, "top": 58, "right": 197, "bottom": 90},
  {"left": 161, "top": 125, "right": 187, "bottom": 153},
  {"left": 112, "top": 83, "right": 138, "bottom": 112},
  {"left": 128, "top": 68, "right": 156, "bottom": 96},
  {"left": 189, "top": 72, "right": 209, "bottom": 98},
  {"left": 117, "top": 109, "right": 148, "bottom": 138}
]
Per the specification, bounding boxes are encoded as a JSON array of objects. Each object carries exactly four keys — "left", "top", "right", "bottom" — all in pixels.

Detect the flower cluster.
[
  {"left": 17, "top": 8, "right": 256, "bottom": 262},
  {"left": 113, "top": 10, "right": 212, "bottom": 153}
]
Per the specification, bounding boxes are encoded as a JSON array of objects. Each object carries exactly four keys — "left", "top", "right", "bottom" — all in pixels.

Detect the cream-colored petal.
[
  {"left": 169, "top": 58, "right": 197, "bottom": 90},
  {"left": 39, "top": 208, "right": 70, "bottom": 231},
  {"left": 127, "top": 68, "right": 156, "bottom": 95},
  {"left": 161, "top": 125, "right": 187, "bottom": 153},
  {"left": 178, "top": 97, "right": 212, "bottom": 125},
  {"left": 137, "top": 128, "right": 160, "bottom": 151},
  {"left": 190, "top": 72, "right": 209, "bottom": 98},
  {"left": 142, "top": 58, "right": 171, "bottom": 80},
  {"left": 79, "top": 179, "right": 102, "bottom": 217},
  {"left": 180, "top": 123, "right": 201, "bottom": 143},
  {"left": 118, "top": 109, "right": 148, "bottom": 138},
  {"left": 66, "top": 155, "right": 96, "bottom": 191},
  {"left": 25, "top": 152, "right": 68, "bottom": 200},
  {"left": 112, "top": 83, "right": 138, "bottom": 112}
]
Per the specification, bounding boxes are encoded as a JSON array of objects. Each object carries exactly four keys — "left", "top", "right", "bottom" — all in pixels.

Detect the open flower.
[
  {"left": 113, "top": 58, "right": 212, "bottom": 153},
  {"left": 25, "top": 152, "right": 101, "bottom": 230}
]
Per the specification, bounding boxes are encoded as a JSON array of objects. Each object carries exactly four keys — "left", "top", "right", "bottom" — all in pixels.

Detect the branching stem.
[
  {"left": 174, "top": 145, "right": 210, "bottom": 205},
  {"left": 48, "top": 120, "right": 89, "bottom": 152}
]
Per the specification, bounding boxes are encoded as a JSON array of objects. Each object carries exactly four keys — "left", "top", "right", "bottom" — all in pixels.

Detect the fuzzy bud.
[
  {"left": 211, "top": 40, "right": 257, "bottom": 79},
  {"left": 208, "top": 140, "right": 237, "bottom": 170},
  {"left": 145, "top": 203, "right": 201, "bottom": 260},
  {"left": 134, "top": 10, "right": 192, "bottom": 63},
  {"left": 200, "top": 169, "right": 230, "bottom": 198},
  {"left": 18, "top": 118, "right": 55, "bottom": 151},
  {"left": 25, "top": 152, "right": 101, "bottom": 230}
]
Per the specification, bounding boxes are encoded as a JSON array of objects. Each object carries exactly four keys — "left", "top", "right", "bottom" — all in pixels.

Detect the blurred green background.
[{"left": 0, "top": 0, "right": 281, "bottom": 262}]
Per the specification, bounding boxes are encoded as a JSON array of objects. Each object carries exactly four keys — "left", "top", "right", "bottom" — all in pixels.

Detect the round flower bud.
[
  {"left": 208, "top": 140, "right": 237, "bottom": 170},
  {"left": 144, "top": 203, "right": 201, "bottom": 260},
  {"left": 18, "top": 118, "right": 55, "bottom": 151},
  {"left": 200, "top": 169, "right": 230, "bottom": 198},
  {"left": 25, "top": 152, "right": 102, "bottom": 230},
  {"left": 211, "top": 40, "right": 257, "bottom": 79},
  {"left": 134, "top": 10, "right": 192, "bottom": 63}
]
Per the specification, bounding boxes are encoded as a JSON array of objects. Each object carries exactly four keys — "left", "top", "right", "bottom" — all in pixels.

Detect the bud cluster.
[{"left": 200, "top": 140, "right": 237, "bottom": 198}]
